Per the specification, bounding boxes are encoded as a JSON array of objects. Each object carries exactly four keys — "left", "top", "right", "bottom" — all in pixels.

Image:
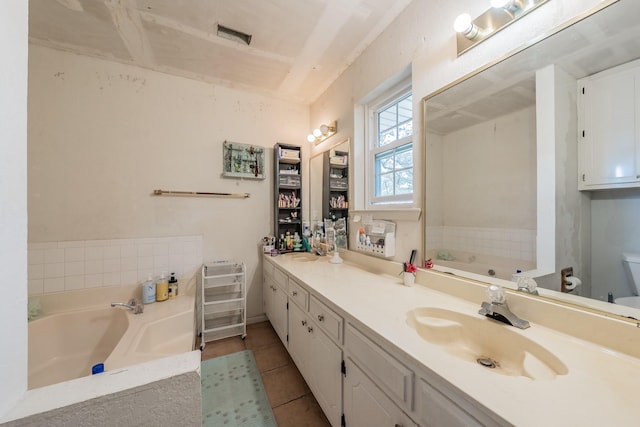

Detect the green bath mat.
[{"left": 201, "top": 350, "right": 277, "bottom": 427}]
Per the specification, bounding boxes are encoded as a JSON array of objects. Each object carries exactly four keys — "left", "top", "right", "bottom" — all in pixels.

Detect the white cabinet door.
[
  {"left": 308, "top": 322, "right": 342, "bottom": 427},
  {"left": 289, "top": 301, "right": 342, "bottom": 427},
  {"left": 343, "top": 357, "right": 416, "bottom": 427},
  {"left": 580, "top": 59, "right": 640, "bottom": 189},
  {"left": 262, "top": 274, "right": 288, "bottom": 346},
  {"left": 288, "top": 301, "right": 310, "bottom": 376},
  {"left": 415, "top": 378, "right": 483, "bottom": 427}
]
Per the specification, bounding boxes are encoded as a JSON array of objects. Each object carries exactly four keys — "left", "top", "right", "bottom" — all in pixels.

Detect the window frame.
[{"left": 366, "top": 81, "right": 414, "bottom": 207}]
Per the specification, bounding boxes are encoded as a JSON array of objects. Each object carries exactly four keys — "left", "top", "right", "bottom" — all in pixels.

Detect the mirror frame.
[{"left": 421, "top": 0, "right": 640, "bottom": 324}]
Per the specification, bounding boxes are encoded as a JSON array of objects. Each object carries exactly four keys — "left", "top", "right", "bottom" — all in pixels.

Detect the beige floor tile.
[
  {"left": 245, "top": 321, "right": 280, "bottom": 350},
  {"left": 261, "top": 364, "right": 310, "bottom": 407},
  {"left": 253, "top": 341, "right": 292, "bottom": 373},
  {"left": 273, "top": 394, "right": 331, "bottom": 427},
  {"left": 200, "top": 336, "right": 246, "bottom": 360}
]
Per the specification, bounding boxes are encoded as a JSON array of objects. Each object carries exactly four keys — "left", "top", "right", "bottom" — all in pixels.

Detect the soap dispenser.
[
  {"left": 169, "top": 272, "right": 178, "bottom": 298},
  {"left": 156, "top": 272, "right": 169, "bottom": 302}
]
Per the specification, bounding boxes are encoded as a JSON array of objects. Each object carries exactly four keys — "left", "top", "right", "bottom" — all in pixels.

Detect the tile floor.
[{"left": 199, "top": 321, "right": 331, "bottom": 427}]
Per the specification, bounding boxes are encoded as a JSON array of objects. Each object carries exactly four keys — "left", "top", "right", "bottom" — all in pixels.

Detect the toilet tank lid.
[{"left": 622, "top": 252, "right": 640, "bottom": 263}]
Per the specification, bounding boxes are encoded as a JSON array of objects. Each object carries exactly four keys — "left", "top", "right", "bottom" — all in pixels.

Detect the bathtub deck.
[{"left": 199, "top": 321, "right": 331, "bottom": 427}]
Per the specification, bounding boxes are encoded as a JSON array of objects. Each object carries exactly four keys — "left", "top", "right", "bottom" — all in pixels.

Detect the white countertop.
[{"left": 267, "top": 252, "right": 640, "bottom": 426}]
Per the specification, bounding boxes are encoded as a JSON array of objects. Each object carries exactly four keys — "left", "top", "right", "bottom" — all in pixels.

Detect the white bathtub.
[
  {"left": 28, "top": 286, "right": 196, "bottom": 390},
  {"left": 428, "top": 251, "right": 535, "bottom": 281}
]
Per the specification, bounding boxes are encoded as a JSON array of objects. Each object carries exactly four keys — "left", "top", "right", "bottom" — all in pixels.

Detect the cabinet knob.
[
  {"left": 317, "top": 314, "right": 325, "bottom": 322},
  {"left": 307, "top": 326, "right": 313, "bottom": 333},
  {"left": 292, "top": 291, "right": 297, "bottom": 296},
  {"left": 301, "top": 320, "right": 307, "bottom": 326}
]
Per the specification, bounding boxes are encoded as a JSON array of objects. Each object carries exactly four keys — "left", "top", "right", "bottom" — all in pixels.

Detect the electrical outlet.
[{"left": 561, "top": 267, "right": 573, "bottom": 293}]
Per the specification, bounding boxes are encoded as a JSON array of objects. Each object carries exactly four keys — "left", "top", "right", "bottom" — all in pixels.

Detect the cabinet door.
[
  {"left": 308, "top": 325, "right": 342, "bottom": 427},
  {"left": 343, "top": 357, "right": 416, "bottom": 427},
  {"left": 415, "top": 378, "right": 483, "bottom": 427},
  {"left": 288, "top": 302, "right": 310, "bottom": 378},
  {"left": 581, "top": 64, "right": 640, "bottom": 187},
  {"left": 262, "top": 275, "right": 274, "bottom": 322},
  {"left": 272, "top": 285, "right": 288, "bottom": 346}
]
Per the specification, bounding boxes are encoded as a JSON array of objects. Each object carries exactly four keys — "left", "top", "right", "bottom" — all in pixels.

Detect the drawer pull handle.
[
  {"left": 395, "top": 424, "right": 403, "bottom": 427},
  {"left": 301, "top": 320, "right": 307, "bottom": 326},
  {"left": 292, "top": 291, "right": 297, "bottom": 296},
  {"left": 317, "top": 314, "right": 325, "bottom": 322},
  {"left": 307, "top": 326, "right": 313, "bottom": 333}
]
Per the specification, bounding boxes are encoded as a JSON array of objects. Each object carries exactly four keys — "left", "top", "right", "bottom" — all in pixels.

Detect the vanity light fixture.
[
  {"left": 454, "top": 0, "right": 550, "bottom": 56},
  {"left": 307, "top": 121, "right": 337, "bottom": 144}
]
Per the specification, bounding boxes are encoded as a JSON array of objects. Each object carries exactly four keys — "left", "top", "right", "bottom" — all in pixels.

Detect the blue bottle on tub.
[{"left": 142, "top": 274, "right": 156, "bottom": 304}]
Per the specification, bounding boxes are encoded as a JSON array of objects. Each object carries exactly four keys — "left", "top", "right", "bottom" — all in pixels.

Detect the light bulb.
[
  {"left": 319, "top": 124, "right": 329, "bottom": 135},
  {"left": 307, "top": 134, "right": 316, "bottom": 143},
  {"left": 312, "top": 128, "right": 322, "bottom": 138},
  {"left": 453, "top": 13, "right": 472, "bottom": 33}
]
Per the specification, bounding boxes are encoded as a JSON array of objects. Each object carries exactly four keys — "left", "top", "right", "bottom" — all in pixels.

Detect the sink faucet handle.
[{"left": 486, "top": 284, "right": 506, "bottom": 304}]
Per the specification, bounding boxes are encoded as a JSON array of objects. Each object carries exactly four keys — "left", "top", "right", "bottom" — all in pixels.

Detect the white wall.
[
  {"left": 28, "top": 45, "right": 309, "bottom": 320},
  {"left": 0, "top": 0, "right": 28, "bottom": 417},
  {"left": 309, "top": 0, "right": 603, "bottom": 266}
]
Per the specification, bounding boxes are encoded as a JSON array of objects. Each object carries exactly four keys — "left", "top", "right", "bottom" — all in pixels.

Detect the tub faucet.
[
  {"left": 111, "top": 298, "right": 144, "bottom": 314},
  {"left": 478, "top": 285, "right": 530, "bottom": 329}
]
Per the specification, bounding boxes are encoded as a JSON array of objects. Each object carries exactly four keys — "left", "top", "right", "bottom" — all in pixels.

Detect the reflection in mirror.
[
  {"left": 310, "top": 138, "right": 350, "bottom": 248},
  {"left": 423, "top": 0, "right": 640, "bottom": 320}
]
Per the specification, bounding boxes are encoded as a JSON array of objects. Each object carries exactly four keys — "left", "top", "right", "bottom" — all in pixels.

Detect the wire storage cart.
[{"left": 199, "top": 260, "right": 246, "bottom": 350}]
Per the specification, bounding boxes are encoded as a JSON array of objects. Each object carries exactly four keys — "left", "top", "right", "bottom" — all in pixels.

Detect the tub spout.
[{"left": 111, "top": 298, "right": 144, "bottom": 314}]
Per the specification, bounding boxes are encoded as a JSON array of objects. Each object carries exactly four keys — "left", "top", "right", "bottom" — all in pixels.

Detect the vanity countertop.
[{"left": 266, "top": 252, "right": 640, "bottom": 426}]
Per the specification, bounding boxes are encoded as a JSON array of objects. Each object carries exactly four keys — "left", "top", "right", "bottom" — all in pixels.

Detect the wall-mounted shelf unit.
[
  {"left": 274, "top": 143, "right": 302, "bottom": 251},
  {"left": 323, "top": 149, "right": 349, "bottom": 222},
  {"left": 222, "top": 140, "right": 265, "bottom": 179},
  {"left": 199, "top": 260, "right": 246, "bottom": 350},
  {"left": 355, "top": 220, "right": 396, "bottom": 258}
]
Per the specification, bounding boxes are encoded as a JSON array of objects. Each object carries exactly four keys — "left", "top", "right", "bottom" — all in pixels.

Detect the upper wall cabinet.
[{"left": 579, "top": 59, "right": 640, "bottom": 190}]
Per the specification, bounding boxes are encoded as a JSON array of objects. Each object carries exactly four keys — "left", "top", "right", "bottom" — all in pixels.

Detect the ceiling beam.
[{"left": 104, "top": 0, "right": 155, "bottom": 67}]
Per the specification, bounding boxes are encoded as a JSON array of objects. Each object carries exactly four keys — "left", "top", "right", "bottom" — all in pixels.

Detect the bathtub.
[
  {"left": 27, "top": 286, "right": 196, "bottom": 389},
  {"left": 427, "top": 251, "right": 535, "bottom": 281}
]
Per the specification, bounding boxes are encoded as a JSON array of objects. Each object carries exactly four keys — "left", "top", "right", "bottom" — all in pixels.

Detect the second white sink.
[{"left": 406, "top": 307, "right": 568, "bottom": 381}]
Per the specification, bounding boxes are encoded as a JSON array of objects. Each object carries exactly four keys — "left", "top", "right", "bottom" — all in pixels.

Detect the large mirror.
[
  {"left": 310, "top": 138, "right": 351, "bottom": 247},
  {"left": 423, "top": 0, "right": 640, "bottom": 320}
]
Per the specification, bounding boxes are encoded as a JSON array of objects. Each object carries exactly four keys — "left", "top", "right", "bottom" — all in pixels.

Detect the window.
[{"left": 368, "top": 89, "right": 413, "bottom": 205}]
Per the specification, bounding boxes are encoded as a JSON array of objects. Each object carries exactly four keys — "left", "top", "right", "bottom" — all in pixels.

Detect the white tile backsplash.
[
  {"left": 426, "top": 225, "right": 536, "bottom": 263},
  {"left": 28, "top": 235, "right": 203, "bottom": 295}
]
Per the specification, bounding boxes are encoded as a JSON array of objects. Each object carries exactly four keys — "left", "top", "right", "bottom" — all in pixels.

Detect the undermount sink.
[
  {"left": 288, "top": 252, "right": 319, "bottom": 262},
  {"left": 406, "top": 307, "right": 568, "bottom": 381}
]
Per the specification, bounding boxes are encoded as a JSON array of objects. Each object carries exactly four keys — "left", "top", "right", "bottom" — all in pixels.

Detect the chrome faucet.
[
  {"left": 111, "top": 298, "right": 144, "bottom": 314},
  {"left": 478, "top": 285, "right": 530, "bottom": 329},
  {"left": 516, "top": 276, "right": 539, "bottom": 296}
]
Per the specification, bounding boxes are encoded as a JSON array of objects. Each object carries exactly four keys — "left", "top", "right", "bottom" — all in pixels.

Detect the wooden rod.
[{"left": 152, "top": 189, "right": 250, "bottom": 198}]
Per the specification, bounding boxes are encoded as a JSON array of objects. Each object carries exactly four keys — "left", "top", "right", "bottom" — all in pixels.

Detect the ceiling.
[{"left": 29, "top": 0, "right": 414, "bottom": 105}]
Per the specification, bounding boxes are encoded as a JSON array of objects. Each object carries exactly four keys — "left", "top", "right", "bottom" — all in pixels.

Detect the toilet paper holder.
[{"left": 561, "top": 267, "right": 582, "bottom": 293}]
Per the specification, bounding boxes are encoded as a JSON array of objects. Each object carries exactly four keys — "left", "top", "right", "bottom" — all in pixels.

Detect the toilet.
[{"left": 614, "top": 252, "right": 640, "bottom": 309}]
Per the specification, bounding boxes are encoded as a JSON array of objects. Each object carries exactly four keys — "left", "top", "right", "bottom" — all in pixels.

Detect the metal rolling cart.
[{"left": 199, "top": 260, "right": 246, "bottom": 350}]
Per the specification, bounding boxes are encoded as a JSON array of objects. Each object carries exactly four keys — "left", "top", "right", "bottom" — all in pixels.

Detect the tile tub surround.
[
  {"left": 27, "top": 236, "right": 203, "bottom": 295},
  {"left": 268, "top": 251, "right": 640, "bottom": 426}
]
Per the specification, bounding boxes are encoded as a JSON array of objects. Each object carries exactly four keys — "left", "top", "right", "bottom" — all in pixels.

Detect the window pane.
[
  {"left": 397, "top": 95, "right": 412, "bottom": 123},
  {"left": 378, "top": 128, "right": 397, "bottom": 147},
  {"left": 376, "top": 173, "right": 394, "bottom": 197},
  {"left": 378, "top": 107, "right": 396, "bottom": 133},
  {"left": 398, "top": 120, "right": 413, "bottom": 139},
  {"left": 395, "top": 145, "right": 413, "bottom": 168},
  {"left": 395, "top": 169, "right": 413, "bottom": 194},
  {"left": 375, "top": 151, "right": 394, "bottom": 173}
]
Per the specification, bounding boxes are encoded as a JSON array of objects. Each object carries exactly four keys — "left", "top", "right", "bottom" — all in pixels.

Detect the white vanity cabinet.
[
  {"left": 262, "top": 260, "right": 288, "bottom": 346},
  {"left": 288, "top": 294, "right": 343, "bottom": 427},
  {"left": 578, "top": 58, "right": 640, "bottom": 190}
]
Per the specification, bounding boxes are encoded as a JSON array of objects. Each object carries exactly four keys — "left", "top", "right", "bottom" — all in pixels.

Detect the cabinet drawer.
[
  {"left": 309, "top": 295, "right": 343, "bottom": 344},
  {"left": 345, "top": 323, "right": 413, "bottom": 411},
  {"left": 289, "top": 278, "right": 309, "bottom": 310},
  {"left": 273, "top": 267, "right": 288, "bottom": 291}
]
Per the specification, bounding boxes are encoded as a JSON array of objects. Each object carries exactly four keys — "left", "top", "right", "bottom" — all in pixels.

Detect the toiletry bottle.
[
  {"left": 142, "top": 274, "right": 156, "bottom": 304},
  {"left": 169, "top": 272, "right": 178, "bottom": 299},
  {"left": 156, "top": 272, "right": 169, "bottom": 302}
]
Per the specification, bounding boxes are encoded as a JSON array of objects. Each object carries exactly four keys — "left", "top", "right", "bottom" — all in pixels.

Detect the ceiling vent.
[{"left": 217, "top": 25, "right": 252, "bottom": 46}]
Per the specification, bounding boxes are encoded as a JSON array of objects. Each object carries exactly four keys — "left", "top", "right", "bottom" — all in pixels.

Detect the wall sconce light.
[
  {"left": 307, "top": 121, "right": 337, "bottom": 144},
  {"left": 454, "top": 0, "right": 550, "bottom": 56}
]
